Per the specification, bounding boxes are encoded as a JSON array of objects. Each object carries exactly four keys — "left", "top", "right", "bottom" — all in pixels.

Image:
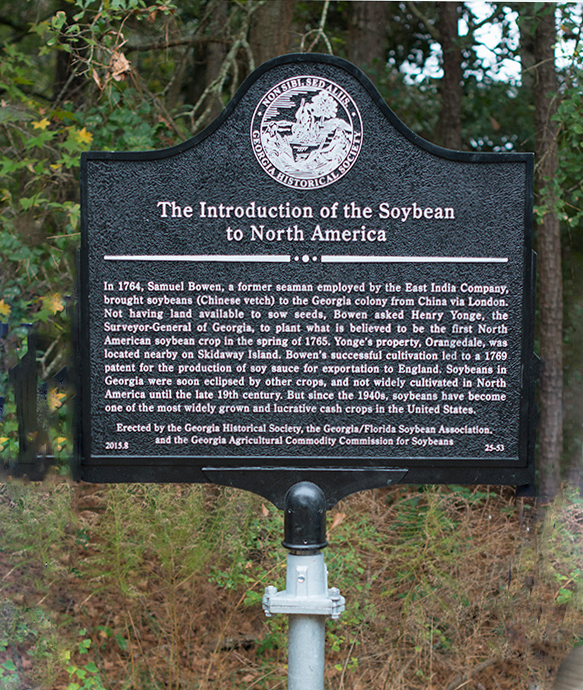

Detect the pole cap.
[{"left": 282, "top": 481, "right": 328, "bottom": 551}]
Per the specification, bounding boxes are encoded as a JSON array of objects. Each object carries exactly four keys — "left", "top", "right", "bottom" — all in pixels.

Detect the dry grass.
[
  {"left": 325, "top": 486, "right": 580, "bottom": 689},
  {"left": 0, "top": 478, "right": 582, "bottom": 689}
]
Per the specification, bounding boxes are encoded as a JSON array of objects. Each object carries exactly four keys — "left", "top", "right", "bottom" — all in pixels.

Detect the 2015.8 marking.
[{"left": 105, "top": 441, "right": 129, "bottom": 450}]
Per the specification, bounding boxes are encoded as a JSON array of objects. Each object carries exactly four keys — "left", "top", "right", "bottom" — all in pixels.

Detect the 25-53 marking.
[{"left": 485, "top": 443, "right": 504, "bottom": 452}]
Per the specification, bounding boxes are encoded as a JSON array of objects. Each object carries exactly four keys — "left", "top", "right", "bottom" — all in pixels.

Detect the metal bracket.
[
  {"left": 263, "top": 584, "right": 345, "bottom": 619},
  {"left": 203, "top": 467, "right": 408, "bottom": 509},
  {"left": 263, "top": 552, "right": 345, "bottom": 620}
]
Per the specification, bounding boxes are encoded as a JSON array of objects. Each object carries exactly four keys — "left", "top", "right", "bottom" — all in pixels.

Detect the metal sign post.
[{"left": 262, "top": 482, "right": 344, "bottom": 690}]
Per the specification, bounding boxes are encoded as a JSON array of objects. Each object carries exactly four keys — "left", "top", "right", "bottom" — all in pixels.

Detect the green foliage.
[
  {"left": 0, "top": 482, "right": 582, "bottom": 687},
  {"left": 555, "top": 79, "right": 583, "bottom": 231},
  {"left": 0, "top": 39, "right": 83, "bottom": 458},
  {"left": 0, "top": 0, "right": 186, "bottom": 461},
  {"left": 0, "top": 599, "right": 63, "bottom": 688},
  {"left": 64, "top": 632, "right": 107, "bottom": 690},
  {"left": 539, "top": 488, "right": 583, "bottom": 612},
  {"left": 210, "top": 498, "right": 284, "bottom": 592},
  {"left": 0, "top": 477, "right": 73, "bottom": 573},
  {"left": 87, "top": 484, "right": 240, "bottom": 596}
]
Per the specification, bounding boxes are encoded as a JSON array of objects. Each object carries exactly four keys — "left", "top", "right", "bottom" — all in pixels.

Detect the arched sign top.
[{"left": 86, "top": 53, "right": 532, "bottom": 167}]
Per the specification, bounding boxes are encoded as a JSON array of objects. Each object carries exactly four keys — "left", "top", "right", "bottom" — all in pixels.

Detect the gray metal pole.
[
  {"left": 263, "top": 551, "right": 344, "bottom": 690},
  {"left": 286, "top": 552, "right": 327, "bottom": 690},
  {"left": 288, "top": 615, "right": 326, "bottom": 690},
  {"left": 262, "top": 483, "right": 344, "bottom": 690}
]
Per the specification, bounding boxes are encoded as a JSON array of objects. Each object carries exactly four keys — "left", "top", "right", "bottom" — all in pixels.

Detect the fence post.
[
  {"left": 4, "top": 329, "right": 65, "bottom": 478},
  {"left": 8, "top": 332, "right": 45, "bottom": 466}
]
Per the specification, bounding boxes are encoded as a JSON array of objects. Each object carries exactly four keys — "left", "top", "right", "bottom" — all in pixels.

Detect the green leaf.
[
  {"left": 556, "top": 588, "right": 573, "bottom": 605},
  {"left": 52, "top": 11, "right": 67, "bottom": 31}
]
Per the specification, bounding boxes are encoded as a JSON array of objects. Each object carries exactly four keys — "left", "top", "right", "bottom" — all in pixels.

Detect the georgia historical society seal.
[{"left": 251, "top": 76, "right": 363, "bottom": 189}]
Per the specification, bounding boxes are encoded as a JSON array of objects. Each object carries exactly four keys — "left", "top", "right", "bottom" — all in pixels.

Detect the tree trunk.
[
  {"left": 347, "top": 1, "right": 388, "bottom": 84},
  {"left": 203, "top": 0, "right": 230, "bottom": 121},
  {"left": 179, "top": 0, "right": 230, "bottom": 116},
  {"left": 533, "top": 4, "right": 562, "bottom": 499},
  {"left": 249, "top": 0, "right": 296, "bottom": 66},
  {"left": 518, "top": 3, "right": 536, "bottom": 96},
  {"left": 437, "top": 1, "right": 462, "bottom": 150}
]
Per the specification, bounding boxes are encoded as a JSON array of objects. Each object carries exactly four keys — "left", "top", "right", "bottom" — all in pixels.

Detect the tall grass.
[{"left": 0, "top": 479, "right": 582, "bottom": 688}]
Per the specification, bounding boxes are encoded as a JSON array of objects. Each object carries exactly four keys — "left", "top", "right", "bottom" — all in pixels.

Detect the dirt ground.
[{"left": 0, "top": 480, "right": 581, "bottom": 689}]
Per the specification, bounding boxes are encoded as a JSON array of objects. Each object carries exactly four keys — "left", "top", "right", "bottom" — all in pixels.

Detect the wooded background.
[{"left": 0, "top": 3, "right": 582, "bottom": 689}]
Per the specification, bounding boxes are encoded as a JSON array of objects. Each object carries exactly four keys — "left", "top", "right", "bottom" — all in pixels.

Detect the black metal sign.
[{"left": 75, "top": 54, "right": 537, "bottom": 505}]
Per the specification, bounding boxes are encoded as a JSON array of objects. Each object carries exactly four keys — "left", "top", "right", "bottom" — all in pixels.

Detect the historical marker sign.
[{"left": 75, "top": 54, "right": 537, "bottom": 504}]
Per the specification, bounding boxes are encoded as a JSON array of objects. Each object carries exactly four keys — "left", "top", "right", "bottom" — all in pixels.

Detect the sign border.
[{"left": 74, "top": 53, "right": 537, "bottom": 499}]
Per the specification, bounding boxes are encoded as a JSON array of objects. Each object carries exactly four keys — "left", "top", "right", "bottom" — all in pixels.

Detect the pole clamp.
[{"left": 262, "top": 585, "right": 345, "bottom": 619}]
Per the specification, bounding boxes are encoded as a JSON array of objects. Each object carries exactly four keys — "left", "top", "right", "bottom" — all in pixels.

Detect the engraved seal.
[{"left": 251, "top": 76, "right": 363, "bottom": 189}]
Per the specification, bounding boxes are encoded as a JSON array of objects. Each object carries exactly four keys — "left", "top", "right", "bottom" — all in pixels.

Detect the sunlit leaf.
[
  {"left": 32, "top": 118, "right": 50, "bottom": 130},
  {"left": 42, "top": 292, "right": 65, "bottom": 315},
  {"left": 76, "top": 127, "right": 93, "bottom": 145},
  {"left": 48, "top": 389, "right": 67, "bottom": 412},
  {"left": 0, "top": 300, "right": 11, "bottom": 318}
]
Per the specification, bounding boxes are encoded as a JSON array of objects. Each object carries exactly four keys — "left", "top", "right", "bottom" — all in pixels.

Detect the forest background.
[{"left": 0, "top": 1, "right": 583, "bottom": 689}]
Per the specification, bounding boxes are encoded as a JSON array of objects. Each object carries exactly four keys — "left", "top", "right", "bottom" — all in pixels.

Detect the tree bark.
[
  {"left": 346, "top": 1, "right": 388, "bottom": 85},
  {"left": 249, "top": 0, "right": 296, "bottom": 66},
  {"left": 533, "top": 5, "right": 562, "bottom": 499},
  {"left": 437, "top": 2, "right": 462, "bottom": 150},
  {"left": 180, "top": 0, "right": 231, "bottom": 120},
  {"left": 203, "top": 0, "right": 230, "bottom": 121},
  {"left": 518, "top": 3, "right": 537, "bottom": 96}
]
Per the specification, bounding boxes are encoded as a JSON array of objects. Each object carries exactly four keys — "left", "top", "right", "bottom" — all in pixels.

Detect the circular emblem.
[{"left": 251, "top": 76, "right": 363, "bottom": 189}]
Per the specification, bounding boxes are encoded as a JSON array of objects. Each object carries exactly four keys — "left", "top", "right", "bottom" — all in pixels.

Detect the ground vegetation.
[{"left": 0, "top": 480, "right": 582, "bottom": 689}]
